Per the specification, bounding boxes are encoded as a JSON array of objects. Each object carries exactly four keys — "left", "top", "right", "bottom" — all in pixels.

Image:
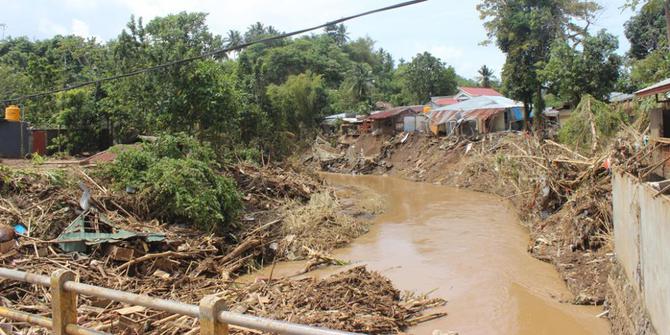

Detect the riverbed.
[{"left": 240, "top": 174, "right": 610, "bottom": 334}]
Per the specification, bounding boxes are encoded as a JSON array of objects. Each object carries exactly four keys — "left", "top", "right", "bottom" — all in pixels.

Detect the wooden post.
[
  {"left": 51, "top": 269, "right": 77, "bottom": 335},
  {"left": 199, "top": 295, "right": 228, "bottom": 335}
]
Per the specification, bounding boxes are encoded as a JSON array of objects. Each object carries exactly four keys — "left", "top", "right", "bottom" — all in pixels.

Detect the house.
[
  {"left": 610, "top": 92, "right": 635, "bottom": 103},
  {"left": 454, "top": 87, "right": 503, "bottom": 102},
  {"left": 321, "top": 113, "right": 356, "bottom": 133},
  {"left": 428, "top": 95, "right": 523, "bottom": 136},
  {"left": 367, "top": 106, "right": 424, "bottom": 135},
  {"left": 635, "top": 77, "right": 670, "bottom": 179},
  {"left": 427, "top": 96, "right": 459, "bottom": 110}
]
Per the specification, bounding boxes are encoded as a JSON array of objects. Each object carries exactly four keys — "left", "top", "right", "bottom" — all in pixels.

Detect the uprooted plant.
[{"left": 101, "top": 133, "right": 242, "bottom": 232}]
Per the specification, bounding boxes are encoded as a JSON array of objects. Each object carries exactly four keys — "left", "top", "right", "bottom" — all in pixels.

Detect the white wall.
[{"left": 613, "top": 172, "right": 670, "bottom": 335}]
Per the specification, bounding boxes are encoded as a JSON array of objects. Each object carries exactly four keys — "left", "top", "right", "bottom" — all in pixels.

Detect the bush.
[
  {"left": 144, "top": 158, "right": 241, "bottom": 231},
  {"left": 150, "top": 133, "right": 217, "bottom": 164},
  {"left": 558, "top": 95, "right": 628, "bottom": 152},
  {"left": 103, "top": 134, "right": 241, "bottom": 231}
]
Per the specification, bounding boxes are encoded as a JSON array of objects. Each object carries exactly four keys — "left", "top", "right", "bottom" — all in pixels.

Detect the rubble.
[{"left": 0, "top": 162, "right": 444, "bottom": 334}]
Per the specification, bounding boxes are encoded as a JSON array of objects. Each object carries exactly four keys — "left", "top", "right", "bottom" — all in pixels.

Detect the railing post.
[
  {"left": 51, "top": 269, "right": 77, "bottom": 335},
  {"left": 199, "top": 295, "right": 228, "bottom": 335}
]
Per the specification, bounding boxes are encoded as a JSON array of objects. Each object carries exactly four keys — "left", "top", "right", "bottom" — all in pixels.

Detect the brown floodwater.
[{"left": 240, "top": 174, "right": 610, "bottom": 335}]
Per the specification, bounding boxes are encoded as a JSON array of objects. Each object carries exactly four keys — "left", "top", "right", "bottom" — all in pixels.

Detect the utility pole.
[{"left": 0, "top": 24, "right": 6, "bottom": 40}]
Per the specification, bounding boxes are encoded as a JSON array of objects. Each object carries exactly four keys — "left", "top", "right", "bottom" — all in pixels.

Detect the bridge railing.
[{"left": 0, "top": 267, "right": 357, "bottom": 335}]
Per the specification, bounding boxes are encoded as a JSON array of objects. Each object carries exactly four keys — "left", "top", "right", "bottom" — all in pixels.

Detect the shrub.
[
  {"left": 102, "top": 134, "right": 241, "bottom": 231},
  {"left": 144, "top": 158, "right": 241, "bottom": 231},
  {"left": 558, "top": 95, "right": 628, "bottom": 152},
  {"left": 150, "top": 133, "right": 217, "bottom": 164}
]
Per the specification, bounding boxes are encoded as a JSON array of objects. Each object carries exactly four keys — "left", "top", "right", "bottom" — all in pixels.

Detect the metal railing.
[{"left": 0, "top": 268, "right": 358, "bottom": 335}]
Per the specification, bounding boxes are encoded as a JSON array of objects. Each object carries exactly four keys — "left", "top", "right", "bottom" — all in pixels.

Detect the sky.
[{"left": 0, "top": 0, "right": 636, "bottom": 79}]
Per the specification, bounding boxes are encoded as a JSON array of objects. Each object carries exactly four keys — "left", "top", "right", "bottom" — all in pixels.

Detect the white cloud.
[
  {"left": 71, "top": 19, "right": 91, "bottom": 37},
  {"left": 38, "top": 18, "right": 68, "bottom": 36},
  {"left": 429, "top": 45, "right": 466, "bottom": 65},
  {"left": 37, "top": 17, "right": 101, "bottom": 40},
  {"left": 62, "top": 0, "right": 99, "bottom": 10}
]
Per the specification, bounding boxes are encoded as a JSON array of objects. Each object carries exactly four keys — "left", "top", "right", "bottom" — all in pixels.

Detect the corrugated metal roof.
[
  {"left": 367, "top": 105, "right": 423, "bottom": 120},
  {"left": 609, "top": 92, "right": 635, "bottom": 102},
  {"left": 434, "top": 97, "right": 458, "bottom": 106},
  {"left": 635, "top": 78, "right": 670, "bottom": 97},
  {"left": 464, "top": 108, "right": 504, "bottom": 121},
  {"left": 434, "top": 96, "right": 522, "bottom": 113},
  {"left": 459, "top": 87, "right": 503, "bottom": 97}
]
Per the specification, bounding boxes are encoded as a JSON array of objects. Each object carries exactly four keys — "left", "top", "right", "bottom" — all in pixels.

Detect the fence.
[{"left": 0, "top": 268, "right": 357, "bottom": 335}]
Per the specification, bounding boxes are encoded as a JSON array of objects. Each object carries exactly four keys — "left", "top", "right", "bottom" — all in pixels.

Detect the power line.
[{"left": 2, "top": 0, "right": 427, "bottom": 104}]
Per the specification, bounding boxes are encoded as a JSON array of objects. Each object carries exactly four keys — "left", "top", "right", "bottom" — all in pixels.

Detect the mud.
[{"left": 242, "top": 174, "right": 610, "bottom": 334}]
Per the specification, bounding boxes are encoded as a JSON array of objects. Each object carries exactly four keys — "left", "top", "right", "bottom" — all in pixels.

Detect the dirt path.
[{"left": 241, "top": 174, "right": 610, "bottom": 334}]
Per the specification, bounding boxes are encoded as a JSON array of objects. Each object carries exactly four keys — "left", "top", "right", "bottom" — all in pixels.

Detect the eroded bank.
[{"left": 243, "top": 174, "right": 610, "bottom": 335}]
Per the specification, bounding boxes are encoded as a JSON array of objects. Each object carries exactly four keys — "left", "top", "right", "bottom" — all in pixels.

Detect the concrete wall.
[{"left": 613, "top": 172, "right": 670, "bottom": 335}]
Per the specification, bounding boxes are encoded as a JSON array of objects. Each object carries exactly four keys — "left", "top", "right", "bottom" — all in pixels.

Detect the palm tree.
[
  {"left": 245, "top": 22, "right": 266, "bottom": 42},
  {"left": 325, "top": 24, "right": 349, "bottom": 46},
  {"left": 478, "top": 65, "right": 494, "bottom": 88},
  {"left": 224, "top": 30, "right": 243, "bottom": 58},
  {"left": 225, "top": 30, "right": 242, "bottom": 47},
  {"left": 347, "top": 63, "right": 374, "bottom": 103}
]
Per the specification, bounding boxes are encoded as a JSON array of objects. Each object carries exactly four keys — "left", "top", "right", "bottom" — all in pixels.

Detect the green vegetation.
[
  {"left": 478, "top": 0, "right": 603, "bottom": 126},
  {"left": 477, "top": 65, "right": 496, "bottom": 88},
  {"left": 103, "top": 134, "right": 241, "bottom": 232},
  {"left": 0, "top": 13, "right": 471, "bottom": 158},
  {"left": 624, "top": 0, "right": 670, "bottom": 88},
  {"left": 394, "top": 52, "right": 458, "bottom": 105},
  {"left": 539, "top": 30, "right": 622, "bottom": 107},
  {"left": 558, "top": 95, "right": 628, "bottom": 152}
]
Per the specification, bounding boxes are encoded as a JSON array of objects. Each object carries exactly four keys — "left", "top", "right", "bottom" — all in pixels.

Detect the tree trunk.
[
  {"left": 665, "top": 0, "right": 670, "bottom": 48},
  {"left": 523, "top": 102, "right": 531, "bottom": 131}
]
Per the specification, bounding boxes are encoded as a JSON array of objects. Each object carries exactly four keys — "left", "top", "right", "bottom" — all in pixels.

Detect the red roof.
[
  {"left": 368, "top": 106, "right": 422, "bottom": 120},
  {"left": 459, "top": 87, "right": 502, "bottom": 97},
  {"left": 434, "top": 97, "right": 458, "bottom": 106}
]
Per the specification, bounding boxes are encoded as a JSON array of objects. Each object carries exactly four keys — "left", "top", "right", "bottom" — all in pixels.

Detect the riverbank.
[
  {"left": 307, "top": 132, "right": 616, "bottom": 306},
  {"left": 243, "top": 174, "right": 610, "bottom": 335}
]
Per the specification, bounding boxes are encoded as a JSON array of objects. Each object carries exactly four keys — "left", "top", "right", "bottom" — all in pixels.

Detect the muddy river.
[{"left": 242, "top": 174, "right": 610, "bottom": 335}]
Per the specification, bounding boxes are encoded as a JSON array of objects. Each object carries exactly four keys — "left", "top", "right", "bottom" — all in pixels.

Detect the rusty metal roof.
[
  {"left": 635, "top": 78, "right": 670, "bottom": 97},
  {"left": 459, "top": 87, "right": 502, "bottom": 97},
  {"left": 367, "top": 105, "right": 423, "bottom": 120}
]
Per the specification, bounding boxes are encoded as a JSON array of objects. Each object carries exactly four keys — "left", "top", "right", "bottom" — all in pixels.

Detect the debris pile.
[
  {"left": 227, "top": 266, "right": 446, "bottom": 334},
  {"left": 0, "top": 162, "right": 443, "bottom": 334}
]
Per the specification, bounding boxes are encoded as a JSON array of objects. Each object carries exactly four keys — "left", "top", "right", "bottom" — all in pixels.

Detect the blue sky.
[{"left": 1, "top": 0, "right": 635, "bottom": 79}]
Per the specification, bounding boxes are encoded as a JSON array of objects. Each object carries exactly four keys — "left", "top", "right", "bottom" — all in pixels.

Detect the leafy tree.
[
  {"left": 267, "top": 71, "right": 326, "bottom": 131},
  {"left": 624, "top": 0, "right": 670, "bottom": 89},
  {"left": 630, "top": 48, "right": 670, "bottom": 86},
  {"left": 625, "top": 0, "right": 668, "bottom": 59},
  {"left": 477, "top": 65, "right": 495, "bottom": 88},
  {"left": 53, "top": 88, "right": 101, "bottom": 154},
  {"left": 478, "top": 0, "right": 601, "bottom": 129},
  {"left": 539, "top": 30, "right": 622, "bottom": 106},
  {"left": 399, "top": 52, "right": 458, "bottom": 104}
]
